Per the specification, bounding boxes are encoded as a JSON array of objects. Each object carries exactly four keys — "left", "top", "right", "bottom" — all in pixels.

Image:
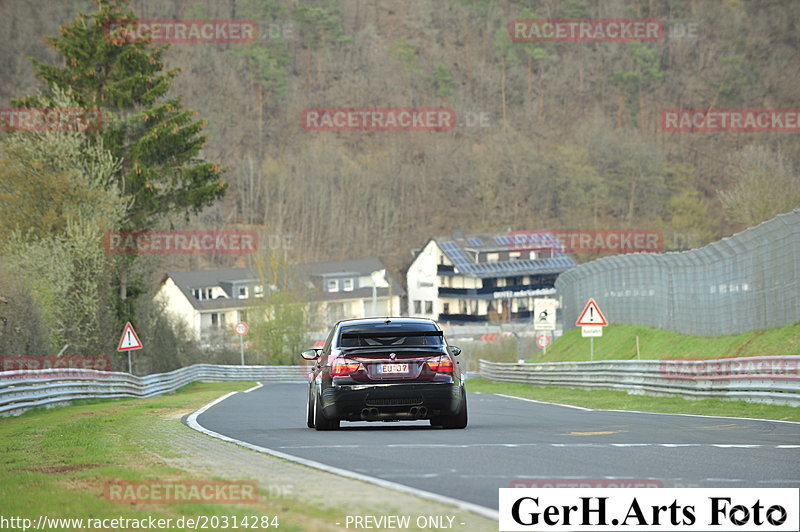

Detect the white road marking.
[
  {"left": 278, "top": 442, "right": 797, "bottom": 450},
  {"left": 491, "top": 392, "right": 800, "bottom": 425},
  {"left": 494, "top": 393, "right": 593, "bottom": 411},
  {"left": 243, "top": 382, "right": 263, "bottom": 393}
]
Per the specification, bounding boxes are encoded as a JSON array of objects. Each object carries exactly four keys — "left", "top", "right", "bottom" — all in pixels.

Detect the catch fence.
[{"left": 555, "top": 209, "right": 800, "bottom": 335}]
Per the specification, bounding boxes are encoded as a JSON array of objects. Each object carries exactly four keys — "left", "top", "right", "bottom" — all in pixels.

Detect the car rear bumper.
[{"left": 321, "top": 381, "right": 464, "bottom": 421}]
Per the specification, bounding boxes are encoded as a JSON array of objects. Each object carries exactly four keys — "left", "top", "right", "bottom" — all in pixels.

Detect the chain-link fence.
[{"left": 555, "top": 209, "right": 800, "bottom": 336}]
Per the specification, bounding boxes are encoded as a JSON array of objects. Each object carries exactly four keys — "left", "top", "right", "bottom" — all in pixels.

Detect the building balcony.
[
  {"left": 436, "top": 264, "right": 456, "bottom": 275},
  {"left": 438, "top": 310, "right": 533, "bottom": 324},
  {"left": 438, "top": 282, "right": 554, "bottom": 299}
]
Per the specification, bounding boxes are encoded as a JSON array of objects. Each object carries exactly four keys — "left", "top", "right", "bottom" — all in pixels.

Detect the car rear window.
[{"left": 338, "top": 324, "right": 443, "bottom": 347}]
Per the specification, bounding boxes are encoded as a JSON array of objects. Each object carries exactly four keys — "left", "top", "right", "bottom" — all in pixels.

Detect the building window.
[
  {"left": 238, "top": 286, "right": 248, "bottom": 299},
  {"left": 425, "top": 301, "right": 433, "bottom": 314},
  {"left": 343, "top": 278, "right": 354, "bottom": 291},
  {"left": 254, "top": 285, "right": 264, "bottom": 298},
  {"left": 413, "top": 300, "right": 422, "bottom": 314},
  {"left": 486, "top": 252, "right": 499, "bottom": 262},
  {"left": 328, "top": 279, "right": 339, "bottom": 292},
  {"left": 509, "top": 251, "right": 521, "bottom": 260},
  {"left": 240, "top": 310, "right": 248, "bottom": 322},
  {"left": 194, "top": 288, "right": 212, "bottom": 300},
  {"left": 442, "top": 303, "right": 450, "bottom": 314},
  {"left": 210, "top": 313, "right": 225, "bottom": 329}
]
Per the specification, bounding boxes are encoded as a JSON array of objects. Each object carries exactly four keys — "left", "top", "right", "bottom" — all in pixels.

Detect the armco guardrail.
[
  {"left": 479, "top": 357, "right": 800, "bottom": 406},
  {"left": 0, "top": 364, "right": 309, "bottom": 417}
]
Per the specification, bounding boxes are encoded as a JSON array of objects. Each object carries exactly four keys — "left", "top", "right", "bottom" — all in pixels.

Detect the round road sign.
[
  {"left": 536, "top": 334, "right": 551, "bottom": 349},
  {"left": 234, "top": 321, "right": 249, "bottom": 336}
]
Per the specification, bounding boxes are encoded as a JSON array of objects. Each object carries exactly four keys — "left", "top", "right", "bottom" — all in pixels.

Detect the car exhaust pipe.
[
  {"left": 361, "top": 407, "right": 380, "bottom": 419},
  {"left": 418, "top": 406, "right": 427, "bottom": 417},
  {"left": 410, "top": 407, "right": 419, "bottom": 417}
]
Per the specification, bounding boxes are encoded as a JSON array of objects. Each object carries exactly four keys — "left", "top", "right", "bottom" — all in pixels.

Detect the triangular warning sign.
[
  {"left": 576, "top": 298, "right": 608, "bottom": 326},
  {"left": 117, "top": 322, "right": 143, "bottom": 351}
]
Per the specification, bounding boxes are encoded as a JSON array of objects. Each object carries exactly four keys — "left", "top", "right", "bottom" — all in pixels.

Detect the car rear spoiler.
[{"left": 340, "top": 331, "right": 443, "bottom": 338}]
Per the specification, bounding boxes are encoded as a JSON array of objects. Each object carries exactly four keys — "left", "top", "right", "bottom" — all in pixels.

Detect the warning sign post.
[
  {"left": 575, "top": 299, "right": 607, "bottom": 360},
  {"left": 117, "top": 322, "right": 143, "bottom": 373},
  {"left": 576, "top": 298, "right": 608, "bottom": 326}
]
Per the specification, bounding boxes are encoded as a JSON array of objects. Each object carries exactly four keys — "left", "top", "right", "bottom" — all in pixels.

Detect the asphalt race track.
[{"left": 192, "top": 382, "right": 800, "bottom": 513}]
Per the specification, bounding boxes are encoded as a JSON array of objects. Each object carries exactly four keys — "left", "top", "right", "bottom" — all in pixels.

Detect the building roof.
[
  {"left": 431, "top": 230, "right": 576, "bottom": 278},
  {"left": 299, "top": 258, "right": 406, "bottom": 298},
  {"left": 163, "top": 258, "right": 404, "bottom": 312},
  {"left": 299, "top": 258, "right": 385, "bottom": 277},
  {"left": 164, "top": 269, "right": 261, "bottom": 312}
]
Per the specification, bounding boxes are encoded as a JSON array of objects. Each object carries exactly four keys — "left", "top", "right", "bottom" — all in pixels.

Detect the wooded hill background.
[{"left": 2, "top": 0, "right": 799, "bottom": 276}]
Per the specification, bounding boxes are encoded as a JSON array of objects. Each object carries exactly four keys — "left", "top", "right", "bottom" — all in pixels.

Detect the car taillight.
[
  {"left": 331, "top": 358, "right": 362, "bottom": 376},
  {"left": 427, "top": 356, "right": 454, "bottom": 373}
]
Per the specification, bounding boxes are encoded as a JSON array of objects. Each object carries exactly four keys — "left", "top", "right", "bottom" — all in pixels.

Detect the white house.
[
  {"left": 406, "top": 231, "right": 575, "bottom": 323},
  {"left": 155, "top": 258, "right": 404, "bottom": 342}
]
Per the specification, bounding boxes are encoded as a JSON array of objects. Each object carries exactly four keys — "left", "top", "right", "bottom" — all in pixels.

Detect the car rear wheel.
[
  {"left": 313, "top": 391, "right": 340, "bottom": 431},
  {"left": 440, "top": 393, "right": 467, "bottom": 429}
]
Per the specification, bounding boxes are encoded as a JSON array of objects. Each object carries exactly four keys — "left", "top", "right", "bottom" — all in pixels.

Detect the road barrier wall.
[
  {"left": 555, "top": 208, "right": 800, "bottom": 335},
  {"left": 479, "top": 357, "right": 800, "bottom": 406},
  {"left": 0, "top": 364, "right": 309, "bottom": 416},
  {"left": 3, "top": 358, "right": 797, "bottom": 417}
]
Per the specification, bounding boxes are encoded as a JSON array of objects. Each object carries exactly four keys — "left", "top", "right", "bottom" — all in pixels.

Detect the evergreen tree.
[
  {"left": 14, "top": 0, "right": 227, "bottom": 229},
  {"left": 12, "top": 0, "right": 227, "bottom": 315}
]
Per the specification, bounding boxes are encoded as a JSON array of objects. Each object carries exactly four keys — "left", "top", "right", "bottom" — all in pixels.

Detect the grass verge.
[
  {"left": 460, "top": 321, "right": 800, "bottom": 369},
  {"left": 467, "top": 377, "right": 800, "bottom": 422},
  {"left": 531, "top": 321, "right": 800, "bottom": 362}
]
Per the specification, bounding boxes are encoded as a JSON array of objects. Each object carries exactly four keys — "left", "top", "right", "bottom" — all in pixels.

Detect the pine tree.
[
  {"left": 12, "top": 0, "right": 228, "bottom": 316},
  {"left": 13, "top": 0, "right": 227, "bottom": 230}
]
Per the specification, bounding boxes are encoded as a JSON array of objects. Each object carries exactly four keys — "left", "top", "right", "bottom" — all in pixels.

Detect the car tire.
[
  {"left": 306, "top": 386, "right": 314, "bottom": 428},
  {"left": 440, "top": 393, "right": 468, "bottom": 429},
  {"left": 313, "top": 391, "right": 340, "bottom": 431}
]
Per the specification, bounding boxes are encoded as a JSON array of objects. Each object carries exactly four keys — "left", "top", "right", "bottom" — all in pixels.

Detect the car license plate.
[{"left": 379, "top": 363, "right": 408, "bottom": 374}]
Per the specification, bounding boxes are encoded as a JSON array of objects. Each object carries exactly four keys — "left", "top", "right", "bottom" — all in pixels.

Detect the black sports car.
[{"left": 301, "top": 317, "right": 467, "bottom": 430}]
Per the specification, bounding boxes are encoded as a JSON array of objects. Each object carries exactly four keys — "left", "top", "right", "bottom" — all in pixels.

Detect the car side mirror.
[
  {"left": 301, "top": 348, "right": 321, "bottom": 360},
  {"left": 447, "top": 345, "right": 462, "bottom": 357}
]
